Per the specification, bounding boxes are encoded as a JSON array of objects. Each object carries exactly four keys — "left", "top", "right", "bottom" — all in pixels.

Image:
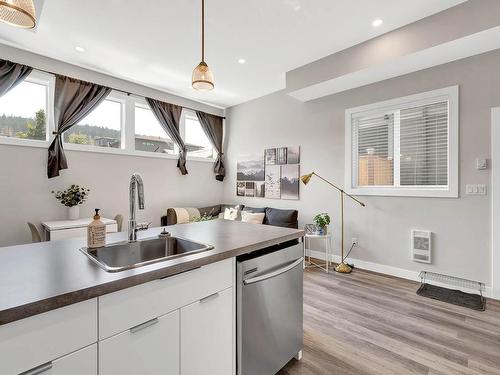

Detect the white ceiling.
[{"left": 0, "top": 0, "right": 466, "bottom": 108}]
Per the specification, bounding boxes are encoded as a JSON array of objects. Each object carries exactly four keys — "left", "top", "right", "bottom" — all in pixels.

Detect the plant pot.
[
  {"left": 315, "top": 226, "right": 327, "bottom": 235},
  {"left": 67, "top": 205, "right": 80, "bottom": 220}
]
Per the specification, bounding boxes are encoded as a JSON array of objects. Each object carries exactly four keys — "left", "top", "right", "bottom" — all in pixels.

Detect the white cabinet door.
[
  {"left": 180, "top": 287, "right": 233, "bottom": 375},
  {"left": 0, "top": 299, "right": 97, "bottom": 375},
  {"left": 99, "top": 310, "right": 179, "bottom": 375},
  {"left": 19, "top": 345, "right": 97, "bottom": 375}
]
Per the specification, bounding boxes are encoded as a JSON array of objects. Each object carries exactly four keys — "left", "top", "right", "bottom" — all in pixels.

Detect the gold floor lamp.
[{"left": 300, "top": 172, "right": 366, "bottom": 273}]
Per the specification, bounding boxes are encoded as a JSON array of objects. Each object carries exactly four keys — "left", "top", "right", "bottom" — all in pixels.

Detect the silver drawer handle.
[
  {"left": 200, "top": 292, "right": 219, "bottom": 303},
  {"left": 130, "top": 317, "right": 159, "bottom": 333},
  {"left": 20, "top": 362, "right": 53, "bottom": 375},
  {"left": 243, "top": 257, "right": 303, "bottom": 285}
]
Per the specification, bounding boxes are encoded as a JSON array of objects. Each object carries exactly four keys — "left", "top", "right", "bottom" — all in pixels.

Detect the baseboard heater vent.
[{"left": 417, "top": 271, "right": 486, "bottom": 311}]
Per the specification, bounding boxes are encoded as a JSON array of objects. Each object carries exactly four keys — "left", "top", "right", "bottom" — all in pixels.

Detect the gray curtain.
[
  {"left": 0, "top": 60, "right": 32, "bottom": 97},
  {"left": 47, "top": 76, "right": 111, "bottom": 178},
  {"left": 146, "top": 98, "right": 187, "bottom": 175},
  {"left": 196, "top": 111, "right": 225, "bottom": 181}
]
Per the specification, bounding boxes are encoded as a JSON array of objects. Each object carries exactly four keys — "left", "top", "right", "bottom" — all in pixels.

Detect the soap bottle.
[{"left": 87, "top": 209, "right": 106, "bottom": 248}]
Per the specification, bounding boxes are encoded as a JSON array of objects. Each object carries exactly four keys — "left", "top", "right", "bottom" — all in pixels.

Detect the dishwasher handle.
[{"left": 243, "top": 257, "right": 303, "bottom": 285}]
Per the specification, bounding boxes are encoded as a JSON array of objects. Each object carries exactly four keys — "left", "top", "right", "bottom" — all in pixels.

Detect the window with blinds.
[{"left": 346, "top": 86, "right": 458, "bottom": 197}]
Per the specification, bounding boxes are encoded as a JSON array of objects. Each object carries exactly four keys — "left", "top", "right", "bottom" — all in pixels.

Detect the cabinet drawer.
[
  {"left": 99, "top": 310, "right": 179, "bottom": 375},
  {"left": 20, "top": 344, "right": 97, "bottom": 375},
  {"left": 99, "top": 258, "right": 233, "bottom": 339},
  {"left": 0, "top": 299, "right": 97, "bottom": 375}
]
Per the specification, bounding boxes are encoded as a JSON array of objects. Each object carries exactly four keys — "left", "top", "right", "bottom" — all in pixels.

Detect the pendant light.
[
  {"left": 0, "top": 0, "right": 36, "bottom": 29},
  {"left": 192, "top": 0, "right": 214, "bottom": 91}
]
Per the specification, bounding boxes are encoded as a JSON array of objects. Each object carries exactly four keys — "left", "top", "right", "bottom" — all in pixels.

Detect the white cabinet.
[
  {"left": 4, "top": 259, "right": 235, "bottom": 375},
  {"left": 99, "top": 258, "right": 233, "bottom": 339},
  {"left": 99, "top": 310, "right": 179, "bottom": 375},
  {"left": 0, "top": 299, "right": 97, "bottom": 375},
  {"left": 41, "top": 218, "right": 117, "bottom": 241},
  {"left": 25, "top": 344, "right": 97, "bottom": 375},
  {"left": 181, "top": 287, "right": 233, "bottom": 375}
]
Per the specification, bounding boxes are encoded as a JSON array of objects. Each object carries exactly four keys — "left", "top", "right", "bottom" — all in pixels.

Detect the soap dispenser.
[{"left": 87, "top": 209, "right": 106, "bottom": 248}]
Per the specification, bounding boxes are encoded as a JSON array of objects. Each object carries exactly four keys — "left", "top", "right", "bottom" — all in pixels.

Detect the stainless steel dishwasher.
[{"left": 237, "top": 242, "right": 303, "bottom": 375}]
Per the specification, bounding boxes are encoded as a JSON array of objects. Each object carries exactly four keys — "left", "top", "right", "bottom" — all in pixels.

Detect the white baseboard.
[
  {"left": 307, "top": 250, "right": 498, "bottom": 301},
  {"left": 493, "top": 288, "right": 500, "bottom": 300}
]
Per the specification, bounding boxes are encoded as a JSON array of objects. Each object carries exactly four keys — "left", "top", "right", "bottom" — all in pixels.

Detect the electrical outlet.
[
  {"left": 466, "top": 184, "right": 487, "bottom": 195},
  {"left": 351, "top": 237, "right": 358, "bottom": 246}
]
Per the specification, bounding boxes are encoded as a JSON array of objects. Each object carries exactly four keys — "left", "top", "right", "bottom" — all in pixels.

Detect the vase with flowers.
[{"left": 52, "top": 185, "right": 90, "bottom": 220}]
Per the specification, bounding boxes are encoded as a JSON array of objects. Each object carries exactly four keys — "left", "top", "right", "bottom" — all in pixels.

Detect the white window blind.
[
  {"left": 346, "top": 86, "right": 458, "bottom": 197},
  {"left": 353, "top": 113, "right": 394, "bottom": 187},
  {"left": 399, "top": 102, "right": 448, "bottom": 186}
]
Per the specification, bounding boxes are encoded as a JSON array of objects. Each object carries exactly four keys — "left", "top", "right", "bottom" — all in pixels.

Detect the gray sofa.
[{"left": 161, "top": 204, "right": 298, "bottom": 229}]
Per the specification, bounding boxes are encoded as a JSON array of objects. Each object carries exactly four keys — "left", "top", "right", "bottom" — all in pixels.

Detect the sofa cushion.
[
  {"left": 198, "top": 205, "right": 222, "bottom": 217},
  {"left": 242, "top": 206, "right": 266, "bottom": 214},
  {"left": 264, "top": 207, "right": 298, "bottom": 229},
  {"left": 241, "top": 211, "right": 265, "bottom": 224}
]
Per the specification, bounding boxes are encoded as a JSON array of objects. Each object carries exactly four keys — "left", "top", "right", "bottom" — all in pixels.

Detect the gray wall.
[
  {"left": 223, "top": 50, "right": 500, "bottom": 285},
  {"left": 0, "top": 145, "right": 223, "bottom": 246}
]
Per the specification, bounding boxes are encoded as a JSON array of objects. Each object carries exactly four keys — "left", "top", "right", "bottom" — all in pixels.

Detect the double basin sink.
[{"left": 80, "top": 235, "right": 213, "bottom": 272}]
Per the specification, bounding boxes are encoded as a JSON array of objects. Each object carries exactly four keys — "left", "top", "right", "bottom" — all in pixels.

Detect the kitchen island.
[{"left": 0, "top": 219, "right": 304, "bottom": 375}]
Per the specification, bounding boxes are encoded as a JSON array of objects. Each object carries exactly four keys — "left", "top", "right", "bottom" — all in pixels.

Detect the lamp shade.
[
  {"left": 192, "top": 61, "right": 214, "bottom": 91},
  {"left": 0, "top": 0, "right": 36, "bottom": 29},
  {"left": 300, "top": 173, "right": 313, "bottom": 185}
]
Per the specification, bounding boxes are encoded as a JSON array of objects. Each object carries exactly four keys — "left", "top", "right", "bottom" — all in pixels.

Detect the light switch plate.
[
  {"left": 476, "top": 158, "right": 488, "bottom": 170},
  {"left": 466, "top": 184, "right": 487, "bottom": 195}
]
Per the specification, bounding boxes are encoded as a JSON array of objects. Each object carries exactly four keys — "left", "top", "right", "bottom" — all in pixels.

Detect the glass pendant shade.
[
  {"left": 0, "top": 0, "right": 36, "bottom": 29},
  {"left": 192, "top": 61, "right": 214, "bottom": 91}
]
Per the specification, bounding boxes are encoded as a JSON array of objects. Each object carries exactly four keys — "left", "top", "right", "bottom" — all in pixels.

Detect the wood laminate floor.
[{"left": 279, "top": 267, "right": 500, "bottom": 375}]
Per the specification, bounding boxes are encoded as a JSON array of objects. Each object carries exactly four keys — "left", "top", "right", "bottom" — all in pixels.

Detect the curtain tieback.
[{"left": 52, "top": 131, "right": 62, "bottom": 136}]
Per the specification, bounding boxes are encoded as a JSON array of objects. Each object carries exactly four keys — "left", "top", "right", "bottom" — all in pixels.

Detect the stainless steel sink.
[{"left": 80, "top": 236, "right": 214, "bottom": 272}]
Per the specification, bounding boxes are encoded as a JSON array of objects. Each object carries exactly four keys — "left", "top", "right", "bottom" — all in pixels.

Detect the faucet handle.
[{"left": 135, "top": 222, "right": 152, "bottom": 231}]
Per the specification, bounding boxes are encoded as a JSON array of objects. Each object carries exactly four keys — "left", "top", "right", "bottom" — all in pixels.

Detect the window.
[
  {"left": 134, "top": 103, "right": 176, "bottom": 155},
  {"left": 0, "top": 68, "right": 220, "bottom": 163},
  {"left": 346, "top": 86, "right": 458, "bottom": 197},
  {"left": 64, "top": 94, "right": 124, "bottom": 148},
  {"left": 182, "top": 111, "right": 215, "bottom": 159},
  {"left": 0, "top": 71, "right": 50, "bottom": 143}
]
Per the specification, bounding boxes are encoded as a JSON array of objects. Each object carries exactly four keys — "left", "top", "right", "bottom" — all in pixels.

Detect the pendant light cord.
[{"left": 201, "top": 0, "right": 205, "bottom": 62}]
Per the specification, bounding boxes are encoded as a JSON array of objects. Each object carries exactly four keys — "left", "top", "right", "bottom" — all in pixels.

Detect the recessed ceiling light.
[
  {"left": 372, "top": 18, "right": 383, "bottom": 27},
  {"left": 238, "top": 58, "right": 246, "bottom": 64},
  {"left": 75, "top": 46, "right": 85, "bottom": 52}
]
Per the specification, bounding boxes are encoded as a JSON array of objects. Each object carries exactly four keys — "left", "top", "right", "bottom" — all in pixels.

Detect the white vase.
[{"left": 68, "top": 206, "right": 80, "bottom": 220}]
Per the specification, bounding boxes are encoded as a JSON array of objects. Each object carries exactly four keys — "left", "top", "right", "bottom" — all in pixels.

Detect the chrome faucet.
[{"left": 128, "top": 173, "right": 145, "bottom": 242}]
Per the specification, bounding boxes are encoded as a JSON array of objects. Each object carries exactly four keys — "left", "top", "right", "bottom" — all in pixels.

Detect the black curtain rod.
[{"left": 31, "top": 65, "right": 226, "bottom": 119}]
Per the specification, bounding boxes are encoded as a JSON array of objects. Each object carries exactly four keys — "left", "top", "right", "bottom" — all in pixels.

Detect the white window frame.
[
  {"left": 131, "top": 97, "right": 179, "bottom": 158},
  {"left": 180, "top": 109, "right": 217, "bottom": 161},
  {"left": 345, "top": 86, "right": 459, "bottom": 198},
  {"left": 0, "top": 69, "right": 218, "bottom": 164},
  {"left": 0, "top": 70, "right": 55, "bottom": 148},
  {"left": 63, "top": 90, "right": 127, "bottom": 153}
]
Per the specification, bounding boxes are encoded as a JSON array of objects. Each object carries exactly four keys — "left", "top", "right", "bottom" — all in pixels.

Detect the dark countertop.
[{"left": 0, "top": 219, "right": 304, "bottom": 325}]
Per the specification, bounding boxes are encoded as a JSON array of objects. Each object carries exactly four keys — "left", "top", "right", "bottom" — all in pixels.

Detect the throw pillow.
[
  {"left": 264, "top": 207, "right": 298, "bottom": 228},
  {"left": 224, "top": 207, "right": 238, "bottom": 220},
  {"left": 241, "top": 211, "right": 265, "bottom": 224},
  {"left": 171, "top": 208, "right": 190, "bottom": 224}
]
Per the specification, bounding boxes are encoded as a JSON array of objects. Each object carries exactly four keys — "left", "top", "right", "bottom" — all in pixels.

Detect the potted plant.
[
  {"left": 313, "top": 213, "right": 330, "bottom": 235},
  {"left": 52, "top": 185, "right": 90, "bottom": 220}
]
